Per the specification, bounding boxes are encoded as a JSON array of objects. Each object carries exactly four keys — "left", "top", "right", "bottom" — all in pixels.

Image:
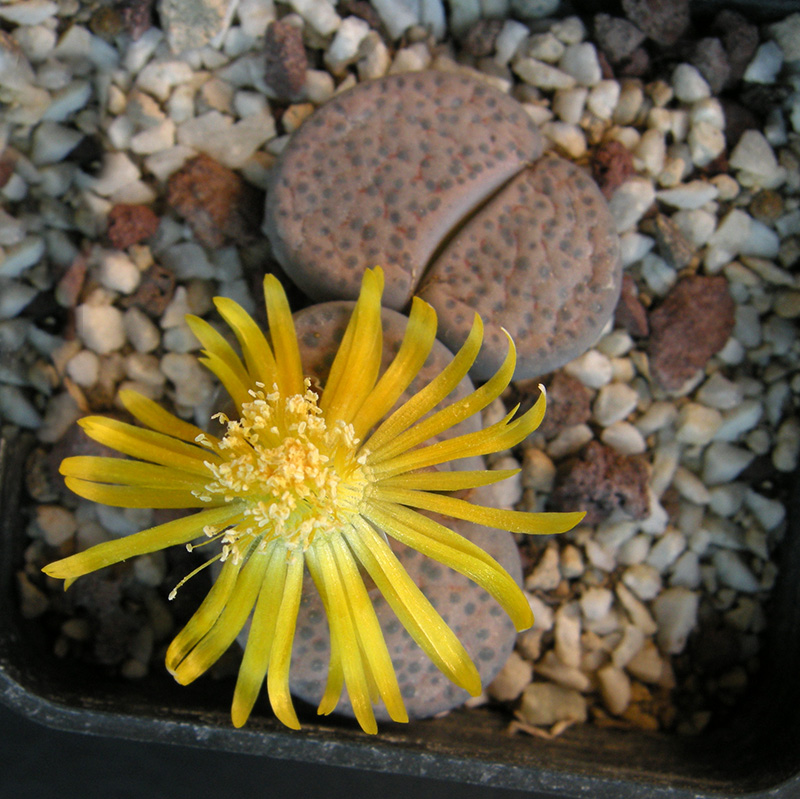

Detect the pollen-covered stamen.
[{"left": 201, "top": 381, "right": 369, "bottom": 553}]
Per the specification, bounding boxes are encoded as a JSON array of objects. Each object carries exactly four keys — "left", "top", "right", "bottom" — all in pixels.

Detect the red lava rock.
[
  {"left": 592, "top": 139, "right": 636, "bottom": 201},
  {"left": 621, "top": 0, "right": 690, "bottom": 47},
  {"left": 263, "top": 18, "right": 308, "bottom": 99},
  {"left": 116, "top": 0, "right": 155, "bottom": 40},
  {"left": 593, "top": 14, "right": 646, "bottom": 64},
  {"left": 461, "top": 18, "right": 504, "bottom": 57},
  {"left": 550, "top": 441, "right": 650, "bottom": 525},
  {"left": 120, "top": 263, "right": 176, "bottom": 317},
  {"left": 615, "top": 275, "right": 649, "bottom": 338},
  {"left": 690, "top": 38, "right": 730, "bottom": 95},
  {"left": 713, "top": 9, "right": 759, "bottom": 84},
  {"left": 530, "top": 373, "right": 592, "bottom": 438},
  {"left": 166, "top": 153, "right": 263, "bottom": 248},
  {"left": 106, "top": 203, "right": 160, "bottom": 249},
  {"left": 55, "top": 252, "right": 88, "bottom": 309},
  {"left": 648, "top": 275, "right": 735, "bottom": 392}
]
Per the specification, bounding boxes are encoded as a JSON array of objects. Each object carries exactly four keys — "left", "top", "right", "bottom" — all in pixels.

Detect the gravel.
[{"left": 2, "top": 0, "right": 798, "bottom": 742}]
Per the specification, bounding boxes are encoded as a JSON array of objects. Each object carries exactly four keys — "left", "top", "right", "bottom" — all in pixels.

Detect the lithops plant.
[
  {"left": 264, "top": 70, "right": 622, "bottom": 381},
  {"left": 265, "top": 70, "right": 544, "bottom": 310},
  {"left": 417, "top": 153, "right": 622, "bottom": 380}
]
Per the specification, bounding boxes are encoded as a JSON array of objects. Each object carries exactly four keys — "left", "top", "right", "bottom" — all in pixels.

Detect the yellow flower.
[{"left": 43, "top": 267, "right": 583, "bottom": 734}]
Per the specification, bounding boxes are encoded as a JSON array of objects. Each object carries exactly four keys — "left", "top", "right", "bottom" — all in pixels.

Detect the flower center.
[{"left": 200, "top": 382, "right": 368, "bottom": 558}]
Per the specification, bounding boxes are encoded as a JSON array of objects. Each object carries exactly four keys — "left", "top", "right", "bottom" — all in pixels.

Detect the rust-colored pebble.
[{"left": 106, "top": 204, "right": 160, "bottom": 249}]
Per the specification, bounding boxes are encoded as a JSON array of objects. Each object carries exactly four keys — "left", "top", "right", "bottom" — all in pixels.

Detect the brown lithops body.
[
  {"left": 417, "top": 153, "right": 622, "bottom": 380},
  {"left": 264, "top": 71, "right": 544, "bottom": 309}
]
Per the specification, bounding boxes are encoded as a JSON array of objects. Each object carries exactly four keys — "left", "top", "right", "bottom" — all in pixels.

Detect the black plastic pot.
[{"left": 2, "top": 428, "right": 800, "bottom": 799}]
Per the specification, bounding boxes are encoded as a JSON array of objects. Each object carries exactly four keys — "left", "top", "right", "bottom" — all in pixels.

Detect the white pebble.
[
  {"left": 656, "top": 181, "right": 718, "bottom": 210},
  {"left": 672, "top": 64, "right": 710, "bottom": 103},
  {"left": 553, "top": 87, "right": 587, "bottom": 124},
  {"left": 66, "top": 349, "right": 100, "bottom": 388},
  {"left": 0, "top": 385, "right": 42, "bottom": 429},
  {"left": 525, "top": 32, "right": 565, "bottom": 63},
  {"left": 593, "top": 383, "right": 639, "bottom": 427},
  {"left": 703, "top": 441, "right": 756, "bottom": 485},
  {"left": 31, "top": 122, "right": 84, "bottom": 166},
  {"left": 558, "top": 42, "right": 601, "bottom": 86},
  {"left": 525, "top": 545, "right": 561, "bottom": 591},
  {"left": 676, "top": 403, "right": 722, "bottom": 446},
  {"left": 636, "top": 402, "right": 677, "bottom": 437},
  {"left": 554, "top": 602, "right": 582, "bottom": 668},
  {"left": 626, "top": 640, "right": 665, "bottom": 683},
  {"left": 546, "top": 424, "right": 593, "bottom": 459},
  {"left": 744, "top": 41, "right": 784, "bottom": 84},
  {"left": 609, "top": 178, "right": 656, "bottom": 232},
  {"left": 536, "top": 650, "right": 591, "bottom": 692},
  {"left": 745, "top": 490, "right": 785, "bottom": 532},
  {"left": 713, "top": 550, "right": 760, "bottom": 593},
  {"left": 75, "top": 304, "right": 126, "bottom": 354},
  {"left": 619, "top": 232, "right": 654, "bottom": 266},
  {"left": 647, "top": 529, "right": 686, "bottom": 573},
  {"left": 513, "top": 58, "right": 576, "bottom": 90},
  {"left": 672, "top": 209, "right": 716, "bottom": 247},
  {"left": 597, "top": 665, "right": 631, "bottom": 716},
  {"left": 563, "top": 349, "right": 612, "bottom": 388},
  {"left": 521, "top": 448, "right": 556, "bottom": 492},
  {"left": 487, "top": 651, "right": 533, "bottom": 702},
  {"left": 586, "top": 80, "right": 619, "bottom": 120},
  {"left": 519, "top": 682, "right": 587, "bottom": 727},
  {"left": 697, "top": 373, "right": 744, "bottom": 410},
  {"left": 98, "top": 251, "right": 141, "bottom": 294},
  {"left": 670, "top": 550, "right": 702, "bottom": 589},
  {"left": 672, "top": 466, "right": 710, "bottom": 505},
  {"left": 0, "top": 236, "right": 45, "bottom": 278},
  {"left": 729, "top": 130, "right": 786, "bottom": 190},
  {"left": 542, "top": 121, "right": 586, "bottom": 158},
  {"left": 494, "top": 20, "right": 529, "bottom": 66},
  {"left": 622, "top": 563, "right": 662, "bottom": 601},
  {"left": 579, "top": 587, "right": 613, "bottom": 622},
  {"left": 325, "top": 16, "right": 371, "bottom": 73},
  {"left": 714, "top": 400, "right": 763, "bottom": 442},
  {"left": 616, "top": 582, "right": 658, "bottom": 635},
  {"left": 601, "top": 421, "right": 646, "bottom": 455},
  {"left": 640, "top": 252, "right": 676, "bottom": 296},
  {"left": 773, "top": 418, "right": 800, "bottom": 472},
  {"left": 137, "top": 59, "right": 195, "bottom": 102},
  {"left": 123, "top": 307, "right": 161, "bottom": 354},
  {"left": 688, "top": 121, "right": 725, "bottom": 168},
  {"left": 652, "top": 587, "right": 698, "bottom": 654}
]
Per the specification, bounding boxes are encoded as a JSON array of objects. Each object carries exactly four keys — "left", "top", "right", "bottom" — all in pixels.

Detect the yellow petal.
[
  {"left": 60, "top": 456, "right": 207, "bottom": 489},
  {"left": 43, "top": 505, "right": 241, "bottom": 582},
  {"left": 231, "top": 541, "right": 286, "bottom": 728},
  {"left": 351, "top": 296, "right": 437, "bottom": 442},
  {"left": 346, "top": 517, "right": 481, "bottom": 696},
  {"left": 266, "top": 551, "right": 305, "bottom": 730},
  {"left": 330, "top": 535, "right": 408, "bottom": 724},
  {"left": 375, "top": 486, "right": 586, "bottom": 535},
  {"left": 186, "top": 315, "right": 252, "bottom": 392},
  {"left": 304, "top": 550, "right": 344, "bottom": 716},
  {"left": 311, "top": 540, "right": 377, "bottom": 734},
  {"left": 364, "top": 313, "right": 483, "bottom": 454},
  {"left": 377, "top": 468, "right": 520, "bottom": 492},
  {"left": 366, "top": 501, "right": 533, "bottom": 631},
  {"left": 320, "top": 267, "right": 384, "bottom": 426},
  {"left": 119, "top": 390, "right": 220, "bottom": 450},
  {"left": 166, "top": 556, "right": 242, "bottom": 672},
  {"left": 63, "top": 476, "right": 218, "bottom": 509},
  {"left": 369, "top": 330, "right": 516, "bottom": 464},
  {"left": 263, "top": 274, "right": 304, "bottom": 397},
  {"left": 198, "top": 352, "right": 253, "bottom": 412},
  {"left": 369, "top": 389, "right": 547, "bottom": 478},
  {"left": 171, "top": 549, "right": 269, "bottom": 685},
  {"left": 78, "top": 416, "right": 223, "bottom": 476},
  {"left": 214, "top": 296, "right": 279, "bottom": 390}
]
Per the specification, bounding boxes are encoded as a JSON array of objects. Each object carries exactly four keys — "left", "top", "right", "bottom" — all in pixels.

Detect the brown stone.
[
  {"left": 263, "top": 19, "right": 308, "bottom": 99},
  {"left": 106, "top": 203, "right": 160, "bottom": 249},
  {"left": 648, "top": 275, "right": 735, "bottom": 392},
  {"left": 654, "top": 213, "right": 695, "bottom": 270},
  {"left": 518, "top": 373, "right": 591, "bottom": 438},
  {"left": 166, "top": 153, "right": 263, "bottom": 248},
  {"left": 592, "top": 139, "right": 636, "bottom": 201},
  {"left": 461, "top": 18, "right": 504, "bottom": 57},
  {"left": 120, "top": 263, "right": 176, "bottom": 317},
  {"left": 621, "top": 0, "right": 689, "bottom": 47},
  {"left": 550, "top": 441, "right": 650, "bottom": 525},
  {"left": 615, "top": 274, "right": 649, "bottom": 338}
]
